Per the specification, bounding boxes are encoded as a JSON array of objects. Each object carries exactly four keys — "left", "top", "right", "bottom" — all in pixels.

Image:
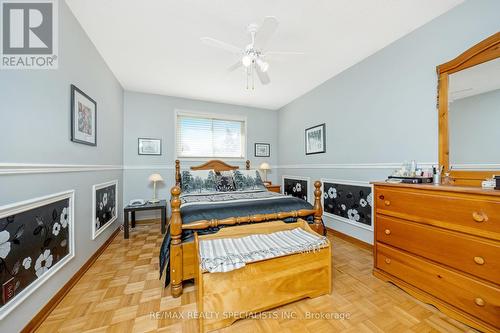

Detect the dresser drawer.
[
  {"left": 376, "top": 243, "right": 500, "bottom": 328},
  {"left": 375, "top": 187, "right": 500, "bottom": 240},
  {"left": 376, "top": 215, "right": 500, "bottom": 284}
]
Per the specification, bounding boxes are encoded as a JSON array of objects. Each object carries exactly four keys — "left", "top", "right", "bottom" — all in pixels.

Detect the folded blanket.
[{"left": 199, "top": 227, "right": 328, "bottom": 273}]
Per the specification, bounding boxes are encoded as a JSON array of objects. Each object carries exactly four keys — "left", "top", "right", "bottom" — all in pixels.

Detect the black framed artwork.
[
  {"left": 70, "top": 85, "right": 97, "bottom": 146},
  {"left": 305, "top": 123, "right": 326, "bottom": 155},
  {"left": 254, "top": 143, "right": 270, "bottom": 157},
  {"left": 138, "top": 138, "right": 162, "bottom": 155}
]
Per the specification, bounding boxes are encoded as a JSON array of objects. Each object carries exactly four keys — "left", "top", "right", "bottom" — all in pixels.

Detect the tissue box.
[{"left": 496, "top": 176, "right": 500, "bottom": 190}]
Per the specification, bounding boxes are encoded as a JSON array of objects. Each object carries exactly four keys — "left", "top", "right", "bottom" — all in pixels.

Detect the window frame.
[{"left": 174, "top": 109, "right": 247, "bottom": 161}]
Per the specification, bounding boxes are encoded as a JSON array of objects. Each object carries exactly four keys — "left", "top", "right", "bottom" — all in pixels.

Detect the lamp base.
[{"left": 149, "top": 199, "right": 160, "bottom": 204}]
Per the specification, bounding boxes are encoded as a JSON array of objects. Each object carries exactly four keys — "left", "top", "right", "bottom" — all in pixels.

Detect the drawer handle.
[
  {"left": 379, "top": 194, "right": 385, "bottom": 200},
  {"left": 384, "top": 229, "right": 391, "bottom": 235},
  {"left": 474, "top": 256, "right": 485, "bottom": 265},
  {"left": 384, "top": 200, "right": 391, "bottom": 206},
  {"left": 472, "top": 211, "right": 487, "bottom": 223},
  {"left": 384, "top": 258, "right": 391, "bottom": 264},
  {"left": 474, "top": 298, "right": 485, "bottom": 307}
]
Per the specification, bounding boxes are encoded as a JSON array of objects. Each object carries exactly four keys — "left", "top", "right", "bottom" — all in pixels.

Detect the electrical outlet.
[{"left": 2, "top": 277, "right": 15, "bottom": 305}]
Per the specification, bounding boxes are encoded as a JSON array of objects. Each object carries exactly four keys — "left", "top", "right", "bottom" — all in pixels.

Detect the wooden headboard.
[{"left": 175, "top": 159, "right": 250, "bottom": 185}]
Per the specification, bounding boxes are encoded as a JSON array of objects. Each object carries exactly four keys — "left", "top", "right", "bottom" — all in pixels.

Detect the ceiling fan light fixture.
[
  {"left": 242, "top": 55, "right": 252, "bottom": 67},
  {"left": 256, "top": 58, "right": 269, "bottom": 72}
]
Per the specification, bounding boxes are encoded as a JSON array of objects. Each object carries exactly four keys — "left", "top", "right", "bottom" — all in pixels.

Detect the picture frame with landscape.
[
  {"left": 138, "top": 138, "right": 162, "bottom": 155},
  {"left": 305, "top": 123, "right": 326, "bottom": 155},
  {"left": 254, "top": 143, "right": 270, "bottom": 157}
]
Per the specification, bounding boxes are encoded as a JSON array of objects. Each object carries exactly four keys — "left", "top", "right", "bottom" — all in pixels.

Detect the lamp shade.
[
  {"left": 259, "top": 162, "right": 271, "bottom": 170},
  {"left": 148, "top": 173, "right": 164, "bottom": 182}
]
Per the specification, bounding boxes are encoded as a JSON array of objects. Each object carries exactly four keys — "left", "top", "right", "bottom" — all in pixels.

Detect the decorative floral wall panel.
[
  {"left": 0, "top": 191, "right": 74, "bottom": 319},
  {"left": 92, "top": 180, "right": 118, "bottom": 239},
  {"left": 282, "top": 176, "right": 310, "bottom": 202},
  {"left": 322, "top": 180, "right": 373, "bottom": 230}
]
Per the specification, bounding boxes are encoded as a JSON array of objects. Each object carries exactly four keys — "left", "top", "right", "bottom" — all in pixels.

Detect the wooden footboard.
[{"left": 169, "top": 159, "right": 324, "bottom": 297}]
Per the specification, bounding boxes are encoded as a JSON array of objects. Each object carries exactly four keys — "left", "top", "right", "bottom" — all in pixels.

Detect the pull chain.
[{"left": 252, "top": 61, "right": 255, "bottom": 90}]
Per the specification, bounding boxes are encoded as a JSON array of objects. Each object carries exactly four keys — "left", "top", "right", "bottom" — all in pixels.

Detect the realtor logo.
[{"left": 1, "top": 0, "right": 58, "bottom": 69}]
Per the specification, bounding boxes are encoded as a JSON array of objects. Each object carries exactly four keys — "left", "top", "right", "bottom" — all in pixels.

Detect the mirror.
[
  {"left": 437, "top": 32, "right": 500, "bottom": 186},
  {"left": 448, "top": 58, "right": 500, "bottom": 169}
]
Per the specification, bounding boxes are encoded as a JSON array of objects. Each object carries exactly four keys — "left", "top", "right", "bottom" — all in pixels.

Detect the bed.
[{"left": 159, "top": 159, "right": 325, "bottom": 297}]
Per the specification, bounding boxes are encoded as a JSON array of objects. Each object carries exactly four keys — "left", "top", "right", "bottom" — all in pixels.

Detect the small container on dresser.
[{"left": 372, "top": 182, "right": 500, "bottom": 333}]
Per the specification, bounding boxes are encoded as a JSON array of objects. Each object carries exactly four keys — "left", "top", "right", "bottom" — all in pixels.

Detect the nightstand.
[
  {"left": 123, "top": 200, "right": 167, "bottom": 239},
  {"left": 265, "top": 183, "right": 281, "bottom": 193}
]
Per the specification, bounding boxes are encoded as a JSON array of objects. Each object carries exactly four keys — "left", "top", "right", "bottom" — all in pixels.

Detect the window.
[{"left": 176, "top": 112, "right": 246, "bottom": 159}]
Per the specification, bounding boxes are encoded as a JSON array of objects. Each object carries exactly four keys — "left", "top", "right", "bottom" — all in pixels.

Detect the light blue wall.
[
  {"left": 0, "top": 1, "right": 123, "bottom": 331},
  {"left": 449, "top": 89, "right": 500, "bottom": 165},
  {"left": 277, "top": 0, "right": 500, "bottom": 243},
  {"left": 123, "top": 91, "right": 278, "bottom": 219}
]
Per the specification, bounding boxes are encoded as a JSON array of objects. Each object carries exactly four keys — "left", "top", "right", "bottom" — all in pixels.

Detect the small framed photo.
[
  {"left": 138, "top": 138, "right": 162, "bottom": 155},
  {"left": 305, "top": 123, "right": 326, "bottom": 155},
  {"left": 71, "top": 85, "right": 97, "bottom": 146},
  {"left": 254, "top": 143, "right": 270, "bottom": 157}
]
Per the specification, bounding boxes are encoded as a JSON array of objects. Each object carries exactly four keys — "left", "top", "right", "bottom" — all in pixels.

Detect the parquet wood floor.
[{"left": 36, "top": 223, "right": 478, "bottom": 333}]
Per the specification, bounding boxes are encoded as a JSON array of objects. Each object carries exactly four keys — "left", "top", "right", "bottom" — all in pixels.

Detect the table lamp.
[
  {"left": 259, "top": 162, "right": 271, "bottom": 184},
  {"left": 148, "top": 173, "right": 164, "bottom": 203}
]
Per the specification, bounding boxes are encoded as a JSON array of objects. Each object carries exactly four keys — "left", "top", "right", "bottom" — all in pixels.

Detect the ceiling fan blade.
[
  {"left": 265, "top": 51, "right": 305, "bottom": 56},
  {"left": 255, "top": 66, "right": 271, "bottom": 85},
  {"left": 254, "top": 16, "right": 279, "bottom": 50},
  {"left": 227, "top": 61, "right": 242, "bottom": 72},
  {"left": 201, "top": 37, "right": 241, "bottom": 54}
]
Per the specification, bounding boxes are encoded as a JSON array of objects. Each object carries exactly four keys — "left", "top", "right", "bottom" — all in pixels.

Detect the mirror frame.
[{"left": 437, "top": 32, "right": 500, "bottom": 186}]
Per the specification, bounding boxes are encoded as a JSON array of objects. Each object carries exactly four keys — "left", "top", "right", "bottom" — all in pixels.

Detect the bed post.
[
  {"left": 175, "top": 160, "right": 181, "bottom": 186},
  {"left": 313, "top": 181, "right": 325, "bottom": 235},
  {"left": 170, "top": 185, "right": 183, "bottom": 297},
  {"left": 246, "top": 160, "right": 250, "bottom": 170}
]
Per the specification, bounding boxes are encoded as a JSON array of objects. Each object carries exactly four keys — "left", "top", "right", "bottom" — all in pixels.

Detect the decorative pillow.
[
  {"left": 180, "top": 169, "right": 217, "bottom": 194},
  {"left": 232, "top": 169, "right": 266, "bottom": 191},
  {"left": 215, "top": 171, "right": 236, "bottom": 192}
]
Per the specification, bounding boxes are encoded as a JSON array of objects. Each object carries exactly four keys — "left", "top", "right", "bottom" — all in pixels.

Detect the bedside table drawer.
[{"left": 266, "top": 185, "right": 281, "bottom": 193}]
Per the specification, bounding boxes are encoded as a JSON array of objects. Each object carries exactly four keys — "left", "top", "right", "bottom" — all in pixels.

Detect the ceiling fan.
[{"left": 201, "top": 17, "right": 304, "bottom": 89}]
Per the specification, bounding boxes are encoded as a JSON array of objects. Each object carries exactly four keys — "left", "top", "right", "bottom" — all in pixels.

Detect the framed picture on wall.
[
  {"left": 305, "top": 123, "right": 326, "bottom": 155},
  {"left": 70, "top": 85, "right": 97, "bottom": 146},
  {"left": 0, "top": 191, "right": 75, "bottom": 319},
  {"left": 92, "top": 180, "right": 118, "bottom": 240},
  {"left": 138, "top": 138, "right": 162, "bottom": 155},
  {"left": 254, "top": 143, "right": 270, "bottom": 157}
]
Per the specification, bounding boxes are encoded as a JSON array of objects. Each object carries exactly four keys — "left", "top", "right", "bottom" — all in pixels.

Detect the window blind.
[{"left": 176, "top": 114, "right": 245, "bottom": 158}]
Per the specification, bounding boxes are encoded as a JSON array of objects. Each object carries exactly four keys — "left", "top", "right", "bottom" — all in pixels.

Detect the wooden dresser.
[{"left": 372, "top": 182, "right": 500, "bottom": 333}]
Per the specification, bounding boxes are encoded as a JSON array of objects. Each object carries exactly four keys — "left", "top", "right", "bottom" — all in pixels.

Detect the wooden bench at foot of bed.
[{"left": 194, "top": 219, "right": 332, "bottom": 333}]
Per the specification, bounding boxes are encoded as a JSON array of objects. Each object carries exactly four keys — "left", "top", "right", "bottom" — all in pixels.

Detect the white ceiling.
[
  {"left": 449, "top": 57, "right": 500, "bottom": 101},
  {"left": 66, "top": 0, "right": 463, "bottom": 110}
]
